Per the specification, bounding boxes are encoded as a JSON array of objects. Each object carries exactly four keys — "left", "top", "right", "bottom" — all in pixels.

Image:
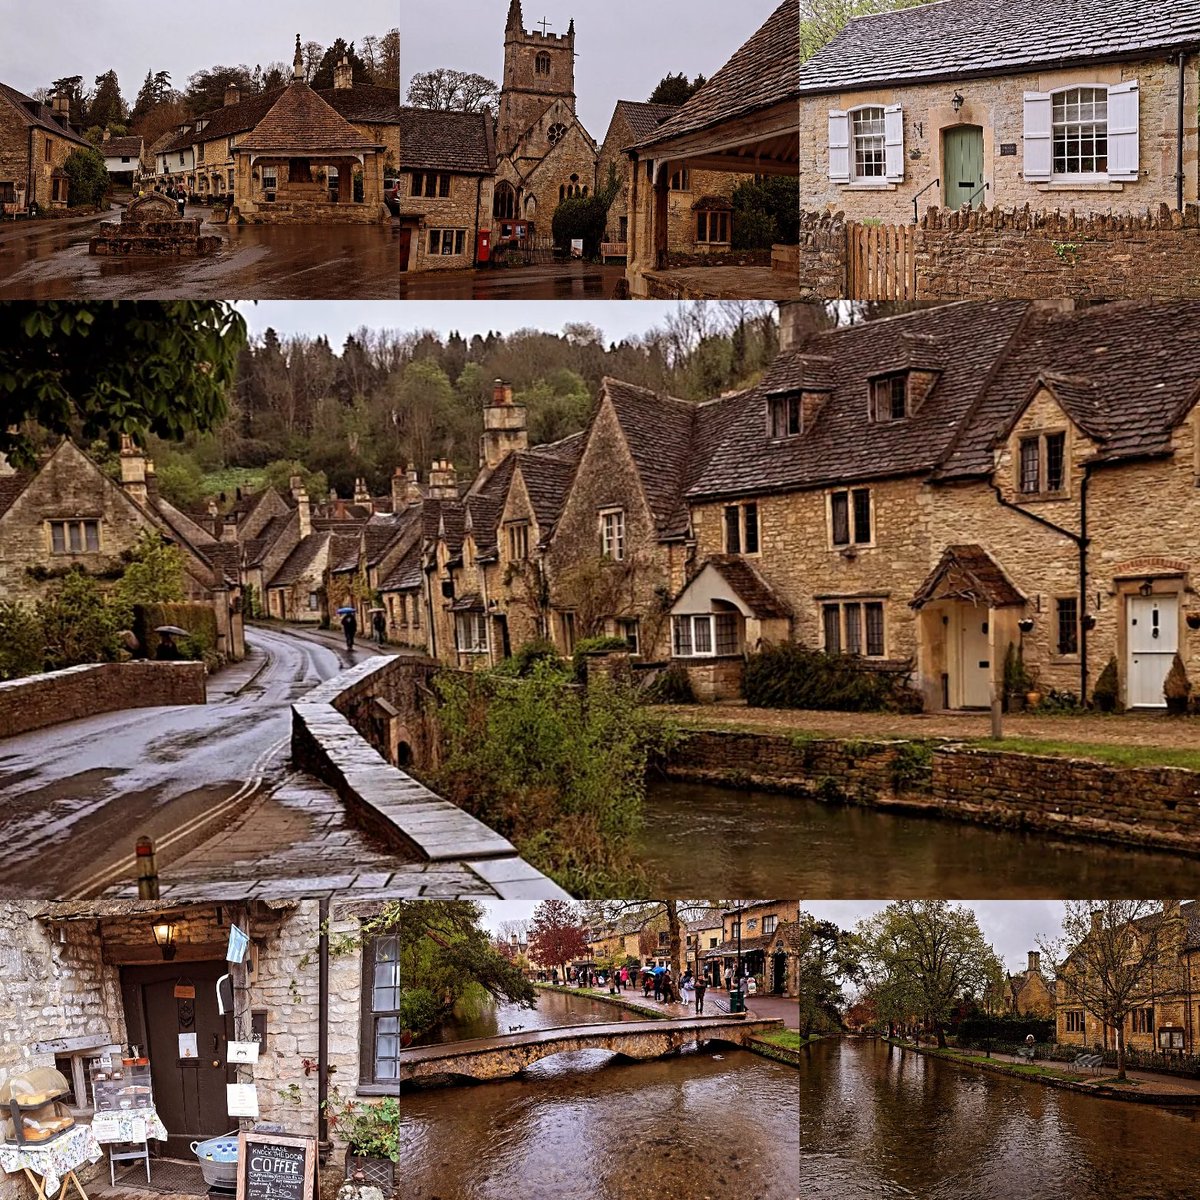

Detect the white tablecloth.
[
  {"left": 0, "top": 1125, "right": 103, "bottom": 1197},
  {"left": 90, "top": 1108, "right": 168, "bottom": 1145}
]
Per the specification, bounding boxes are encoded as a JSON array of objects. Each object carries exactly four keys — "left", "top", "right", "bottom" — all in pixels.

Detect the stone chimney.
[
  {"left": 145, "top": 458, "right": 159, "bottom": 502},
  {"left": 119, "top": 434, "right": 148, "bottom": 504},
  {"left": 480, "top": 379, "right": 528, "bottom": 470},
  {"left": 224, "top": 84, "right": 241, "bottom": 107},
  {"left": 221, "top": 517, "right": 239, "bottom": 543},
  {"left": 1027, "top": 950, "right": 1040, "bottom": 975},
  {"left": 206, "top": 498, "right": 219, "bottom": 531},
  {"left": 390, "top": 467, "right": 408, "bottom": 511},
  {"left": 428, "top": 459, "right": 458, "bottom": 500},
  {"left": 291, "top": 475, "right": 312, "bottom": 539},
  {"left": 333, "top": 56, "right": 353, "bottom": 90},
  {"left": 51, "top": 92, "right": 70, "bottom": 118},
  {"left": 102, "top": 128, "right": 111, "bottom": 143},
  {"left": 406, "top": 467, "right": 422, "bottom": 505},
  {"left": 353, "top": 476, "right": 372, "bottom": 511},
  {"left": 777, "top": 301, "right": 823, "bottom": 354}
]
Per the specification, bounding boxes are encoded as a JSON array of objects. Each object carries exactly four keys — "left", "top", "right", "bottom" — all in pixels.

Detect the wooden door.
[
  {"left": 398, "top": 227, "right": 412, "bottom": 272},
  {"left": 943, "top": 126, "right": 984, "bottom": 211},
  {"left": 120, "top": 962, "right": 235, "bottom": 1157},
  {"left": 1127, "top": 595, "right": 1178, "bottom": 707},
  {"left": 958, "top": 606, "right": 992, "bottom": 708}
]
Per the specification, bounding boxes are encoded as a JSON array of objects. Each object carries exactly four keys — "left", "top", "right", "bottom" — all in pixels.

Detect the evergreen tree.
[
  {"left": 648, "top": 72, "right": 707, "bottom": 105},
  {"left": 88, "top": 70, "right": 127, "bottom": 130}
]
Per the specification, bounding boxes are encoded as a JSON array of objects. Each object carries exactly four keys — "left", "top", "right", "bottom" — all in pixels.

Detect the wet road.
[
  {"left": 802, "top": 1037, "right": 1200, "bottom": 1199},
  {"left": 398, "top": 260, "right": 627, "bottom": 298},
  {"left": 402, "top": 1048, "right": 799, "bottom": 1200},
  {"left": 642, "top": 780, "right": 1200, "bottom": 897},
  {"left": 0, "top": 624, "right": 383, "bottom": 897},
  {"left": 0, "top": 208, "right": 403, "bottom": 298}
]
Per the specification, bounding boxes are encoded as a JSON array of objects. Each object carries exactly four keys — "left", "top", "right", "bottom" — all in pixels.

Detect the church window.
[
  {"left": 548, "top": 122, "right": 567, "bottom": 146},
  {"left": 670, "top": 169, "right": 690, "bottom": 191},
  {"left": 494, "top": 182, "right": 516, "bottom": 219},
  {"left": 535, "top": 51, "right": 551, "bottom": 76}
]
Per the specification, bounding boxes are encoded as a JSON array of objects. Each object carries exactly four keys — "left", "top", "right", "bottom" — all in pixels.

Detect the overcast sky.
[
  {"left": 238, "top": 300, "right": 694, "bottom": 344},
  {"left": 0, "top": 0, "right": 395, "bottom": 100},
  {"left": 402, "top": 0, "right": 782, "bottom": 140}
]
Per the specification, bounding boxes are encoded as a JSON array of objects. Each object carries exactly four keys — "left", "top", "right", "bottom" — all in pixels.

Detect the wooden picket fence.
[{"left": 847, "top": 222, "right": 917, "bottom": 300}]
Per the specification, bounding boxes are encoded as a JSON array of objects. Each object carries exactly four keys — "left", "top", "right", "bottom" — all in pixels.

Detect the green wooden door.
[{"left": 943, "top": 126, "right": 984, "bottom": 210}]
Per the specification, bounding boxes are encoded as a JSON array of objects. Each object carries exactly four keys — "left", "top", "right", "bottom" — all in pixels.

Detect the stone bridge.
[{"left": 399, "top": 1016, "right": 784, "bottom": 1083}]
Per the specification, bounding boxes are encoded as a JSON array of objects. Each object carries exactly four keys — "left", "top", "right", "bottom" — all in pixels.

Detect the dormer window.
[
  {"left": 768, "top": 395, "right": 801, "bottom": 439},
  {"left": 1018, "top": 431, "right": 1067, "bottom": 496},
  {"left": 871, "top": 373, "right": 909, "bottom": 421}
]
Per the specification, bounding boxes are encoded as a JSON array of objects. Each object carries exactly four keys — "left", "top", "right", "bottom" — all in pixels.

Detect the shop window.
[
  {"left": 1056, "top": 596, "right": 1079, "bottom": 655},
  {"left": 830, "top": 488, "right": 871, "bottom": 547},
  {"left": 49, "top": 519, "right": 99, "bottom": 553},
  {"left": 769, "top": 395, "right": 801, "bottom": 439},
  {"left": 360, "top": 935, "right": 399, "bottom": 1084}
]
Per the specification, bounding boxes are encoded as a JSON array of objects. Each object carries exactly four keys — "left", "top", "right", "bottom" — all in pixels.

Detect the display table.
[
  {"left": 90, "top": 1109, "right": 168, "bottom": 1186},
  {"left": 0, "top": 1125, "right": 102, "bottom": 1200}
]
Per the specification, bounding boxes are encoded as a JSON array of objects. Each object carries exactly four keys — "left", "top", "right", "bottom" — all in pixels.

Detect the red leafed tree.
[{"left": 528, "top": 900, "right": 589, "bottom": 981}]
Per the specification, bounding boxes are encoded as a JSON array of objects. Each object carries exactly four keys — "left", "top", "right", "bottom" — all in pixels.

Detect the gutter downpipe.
[
  {"left": 1177, "top": 50, "right": 1187, "bottom": 213},
  {"left": 317, "top": 893, "right": 330, "bottom": 1149},
  {"left": 989, "top": 463, "right": 1093, "bottom": 700}
]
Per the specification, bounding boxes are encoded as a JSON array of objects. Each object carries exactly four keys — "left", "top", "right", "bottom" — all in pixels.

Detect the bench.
[
  {"left": 1017, "top": 1045, "right": 1035, "bottom": 1060},
  {"left": 1072, "top": 1052, "right": 1104, "bottom": 1074},
  {"left": 601, "top": 242, "right": 627, "bottom": 262}
]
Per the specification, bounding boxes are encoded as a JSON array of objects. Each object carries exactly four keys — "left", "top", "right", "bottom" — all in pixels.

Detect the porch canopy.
[
  {"left": 911, "top": 543, "right": 1025, "bottom": 610},
  {"left": 670, "top": 555, "right": 791, "bottom": 657}
]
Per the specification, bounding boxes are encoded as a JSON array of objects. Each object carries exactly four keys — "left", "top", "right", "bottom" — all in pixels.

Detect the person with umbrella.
[
  {"left": 338, "top": 607, "right": 357, "bottom": 651},
  {"left": 371, "top": 607, "right": 387, "bottom": 646},
  {"left": 154, "top": 625, "right": 189, "bottom": 661}
]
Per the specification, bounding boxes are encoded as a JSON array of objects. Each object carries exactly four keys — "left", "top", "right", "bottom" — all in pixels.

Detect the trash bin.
[{"left": 728, "top": 989, "right": 745, "bottom": 1013}]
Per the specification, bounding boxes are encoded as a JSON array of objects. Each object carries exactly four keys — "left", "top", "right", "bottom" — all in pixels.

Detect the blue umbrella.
[
  {"left": 653, "top": 965, "right": 666, "bottom": 975},
  {"left": 337, "top": 607, "right": 356, "bottom": 615}
]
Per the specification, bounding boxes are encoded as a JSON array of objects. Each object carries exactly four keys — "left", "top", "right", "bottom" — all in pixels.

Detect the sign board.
[
  {"left": 1000, "top": 143, "right": 1017, "bottom": 156},
  {"left": 229, "top": 1042, "right": 260, "bottom": 1065},
  {"left": 570, "top": 239, "right": 584, "bottom": 258},
  {"left": 174, "top": 984, "right": 197, "bottom": 999},
  {"left": 236, "top": 1131, "right": 317, "bottom": 1200},
  {"left": 227, "top": 1083, "right": 260, "bottom": 1118}
]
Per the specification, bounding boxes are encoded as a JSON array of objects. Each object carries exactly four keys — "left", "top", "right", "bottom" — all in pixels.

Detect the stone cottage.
[
  {"left": 99, "top": 134, "right": 145, "bottom": 187},
  {"left": 0, "top": 896, "right": 397, "bottom": 1200},
  {"left": 1005, "top": 951, "right": 1054, "bottom": 1018},
  {"left": 796, "top": 0, "right": 1200, "bottom": 222},
  {"left": 703, "top": 901, "right": 801, "bottom": 996},
  {"left": 0, "top": 439, "right": 245, "bottom": 663},
  {"left": 0, "top": 85, "right": 91, "bottom": 213}
]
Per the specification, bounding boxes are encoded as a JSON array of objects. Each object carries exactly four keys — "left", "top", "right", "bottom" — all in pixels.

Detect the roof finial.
[
  {"left": 293, "top": 34, "right": 304, "bottom": 82},
  {"left": 568, "top": 17, "right": 575, "bottom": 37},
  {"left": 507, "top": 0, "right": 523, "bottom": 31}
]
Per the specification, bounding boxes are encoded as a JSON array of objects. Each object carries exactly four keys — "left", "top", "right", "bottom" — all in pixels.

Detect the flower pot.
[
  {"left": 345, "top": 1153, "right": 395, "bottom": 1196},
  {"left": 1025, "top": 691, "right": 1042, "bottom": 709}
]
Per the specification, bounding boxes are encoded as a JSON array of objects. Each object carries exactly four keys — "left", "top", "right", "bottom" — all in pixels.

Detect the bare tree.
[
  {"left": 1039, "top": 900, "right": 1174, "bottom": 1080},
  {"left": 406, "top": 68, "right": 499, "bottom": 113}
]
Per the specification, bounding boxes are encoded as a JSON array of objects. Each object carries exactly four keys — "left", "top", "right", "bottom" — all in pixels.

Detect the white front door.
[
  {"left": 957, "top": 605, "right": 992, "bottom": 708},
  {"left": 1127, "top": 594, "right": 1179, "bottom": 707}
]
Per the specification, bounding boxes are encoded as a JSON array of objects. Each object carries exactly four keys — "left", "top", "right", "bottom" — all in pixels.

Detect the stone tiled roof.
[
  {"left": 465, "top": 455, "right": 517, "bottom": 558},
  {"left": 364, "top": 514, "right": 408, "bottom": 567},
  {"left": 202, "top": 540, "right": 243, "bottom": 587},
  {"left": 798, "top": 0, "right": 1200, "bottom": 94},
  {"left": 0, "top": 83, "right": 90, "bottom": 147},
  {"left": 245, "top": 513, "right": 292, "bottom": 566},
  {"left": 326, "top": 85, "right": 405, "bottom": 124},
  {"left": 631, "top": 0, "right": 800, "bottom": 149},
  {"left": 0, "top": 470, "right": 34, "bottom": 518},
  {"left": 912, "top": 544, "right": 1026, "bottom": 610},
  {"left": 611, "top": 100, "right": 679, "bottom": 145},
  {"left": 270, "top": 532, "right": 330, "bottom": 587},
  {"left": 236, "top": 83, "right": 380, "bottom": 153},
  {"left": 380, "top": 543, "right": 423, "bottom": 592},
  {"left": 689, "top": 302, "right": 1030, "bottom": 502},
  {"left": 103, "top": 136, "right": 144, "bottom": 158},
  {"left": 399, "top": 107, "right": 496, "bottom": 174},
  {"left": 704, "top": 555, "right": 793, "bottom": 619},
  {"left": 329, "top": 531, "right": 363, "bottom": 574},
  {"left": 516, "top": 432, "right": 585, "bottom": 533}
]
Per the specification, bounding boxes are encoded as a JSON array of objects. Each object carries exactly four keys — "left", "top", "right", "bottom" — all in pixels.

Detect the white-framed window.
[
  {"left": 723, "top": 502, "right": 759, "bottom": 555},
  {"left": 672, "top": 613, "right": 740, "bottom": 658},
  {"left": 600, "top": 508, "right": 625, "bottom": 561},
  {"left": 456, "top": 612, "right": 488, "bottom": 653},
  {"left": 768, "top": 394, "right": 802, "bottom": 439},
  {"left": 49, "top": 519, "right": 100, "bottom": 553},
  {"left": 428, "top": 229, "right": 467, "bottom": 256},
  {"left": 829, "top": 488, "right": 872, "bottom": 547},
  {"left": 822, "top": 600, "right": 886, "bottom": 658},
  {"left": 852, "top": 106, "right": 886, "bottom": 179},
  {"left": 616, "top": 618, "right": 640, "bottom": 656},
  {"left": 829, "top": 105, "right": 903, "bottom": 184},
  {"left": 1023, "top": 82, "right": 1138, "bottom": 183},
  {"left": 506, "top": 522, "right": 529, "bottom": 561},
  {"left": 763, "top": 915, "right": 778, "bottom": 934}
]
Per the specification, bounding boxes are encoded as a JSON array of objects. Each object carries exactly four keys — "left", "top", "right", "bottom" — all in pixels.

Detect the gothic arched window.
[
  {"left": 535, "top": 52, "right": 551, "bottom": 76},
  {"left": 494, "top": 181, "right": 516, "bottom": 220},
  {"left": 548, "top": 123, "right": 567, "bottom": 146}
]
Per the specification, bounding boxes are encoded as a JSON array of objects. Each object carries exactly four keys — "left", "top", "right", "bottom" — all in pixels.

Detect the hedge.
[
  {"left": 134, "top": 602, "right": 220, "bottom": 669},
  {"left": 743, "top": 642, "right": 923, "bottom": 712}
]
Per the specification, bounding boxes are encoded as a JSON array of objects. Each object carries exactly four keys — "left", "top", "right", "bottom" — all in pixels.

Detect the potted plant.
[
  {"left": 1164, "top": 653, "right": 1191, "bottom": 715},
  {"left": 325, "top": 1092, "right": 398, "bottom": 1196},
  {"left": 1002, "top": 643, "right": 1025, "bottom": 713}
]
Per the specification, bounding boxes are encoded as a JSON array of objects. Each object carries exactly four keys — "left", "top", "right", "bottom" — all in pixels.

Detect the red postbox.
[{"left": 477, "top": 229, "right": 491, "bottom": 264}]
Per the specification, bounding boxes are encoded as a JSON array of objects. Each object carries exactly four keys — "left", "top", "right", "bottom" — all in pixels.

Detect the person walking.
[
  {"left": 372, "top": 610, "right": 387, "bottom": 646},
  {"left": 724, "top": 967, "right": 732, "bottom": 992},
  {"left": 642, "top": 969, "right": 653, "bottom": 999},
  {"left": 341, "top": 609, "right": 357, "bottom": 651},
  {"left": 695, "top": 976, "right": 707, "bottom": 1015}
]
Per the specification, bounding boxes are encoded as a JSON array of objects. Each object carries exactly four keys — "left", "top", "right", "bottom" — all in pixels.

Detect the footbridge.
[{"left": 399, "top": 1015, "right": 784, "bottom": 1083}]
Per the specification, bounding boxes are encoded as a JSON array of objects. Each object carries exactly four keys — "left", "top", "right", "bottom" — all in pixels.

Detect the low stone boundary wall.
[
  {"left": 292, "top": 656, "right": 566, "bottom": 895},
  {"left": 665, "top": 728, "right": 1200, "bottom": 856},
  {"left": 796, "top": 203, "right": 1200, "bottom": 300},
  {"left": 0, "top": 662, "right": 206, "bottom": 739}
]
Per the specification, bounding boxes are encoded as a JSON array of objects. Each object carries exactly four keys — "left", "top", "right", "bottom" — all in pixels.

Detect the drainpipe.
[
  {"left": 317, "top": 894, "right": 330, "bottom": 1148},
  {"left": 989, "top": 463, "right": 1093, "bottom": 700},
  {"left": 1177, "top": 50, "right": 1188, "bottom": 213},
  {"left": 27, "top": 127, "right": 34, "bottom": 212},
  {"left": 473, "top": 174, "right": 482, "bottom": 267}
]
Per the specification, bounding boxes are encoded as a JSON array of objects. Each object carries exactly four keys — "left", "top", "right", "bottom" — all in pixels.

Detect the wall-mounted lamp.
[
  {"left": 1139, "top": 579, "right": 1155, "bottom": 597},
  {"left": 152, "top": 920, "right": 177, "bottom": 962},
  {"left": 1082, "top": 613, "right": 1097, "bottom": 632},
  {"left": 1186, "top": 612, "right": 1200, "bottom": 630},
  {"left": 1017, "top": 617, "right": 1035, "bottom": 634},
  {"left": 951, "top": 91, "right": 965, "bottom": 113}
]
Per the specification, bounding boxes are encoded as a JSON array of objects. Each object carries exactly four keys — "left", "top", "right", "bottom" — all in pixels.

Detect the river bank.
[{"left": 884, "top": 1038, "right": 1200, "bottom": 1106}]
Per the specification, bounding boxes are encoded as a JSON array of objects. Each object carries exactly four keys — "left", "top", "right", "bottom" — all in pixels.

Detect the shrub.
[
  {"left": 134, "top": 601, "right": 220, "bottom": 669},
  {"left": 731, "top": 176, "right": 800, "bottom": 248},
  {"left": 743, "top": 642, "right": 922, "bottom": 712},
  {"left": 0, "top": 601, "right": 44, "bottom": 680},
  {"left": 572, "top": 635, "right": 631, "bottom": 683},
  {"left": 645, "top": 662, "right": 696, "bottom": 705},
  {"left": 1165, "top": 652, "right": 1191, "bottom": 703},
  {"left": 551, "top": 196, "right": 608, "bottom": 257},
  {"left": 956, "top": 1013, "right": 1055, "bottom": 1047},
  {"left": 1090, "top": 655, "right": 1120, "bottom": 713},
  {"left": 62, "top": 147, "right": 109, "bottom": 208},
  {"left": 506, "top": 637, "right": 563, "bottom": 678},
  {"left": 37, "top": 569, "right": 125, "bottom": 670}
]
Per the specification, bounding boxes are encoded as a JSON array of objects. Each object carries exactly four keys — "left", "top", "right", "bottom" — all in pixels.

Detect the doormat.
[{"left": 115, "top": 1159, "right": 209, "bottom": 1196}]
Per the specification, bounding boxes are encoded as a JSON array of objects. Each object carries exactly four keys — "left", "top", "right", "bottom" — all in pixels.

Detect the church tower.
[{"left": 497, "top": 0, "right": 577, "bottom": 157}]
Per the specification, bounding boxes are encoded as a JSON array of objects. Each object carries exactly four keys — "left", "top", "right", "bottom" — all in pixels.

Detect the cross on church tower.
[{"left": 536, "top": 16, "right": 553, "bottom": 35}]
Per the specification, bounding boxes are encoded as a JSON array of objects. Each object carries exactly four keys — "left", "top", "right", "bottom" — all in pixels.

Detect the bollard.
[
  {"left": 136, "top": 836, "right": 160, "bottom": 899},
  {"left": 989, "top": 679, "right": 1003, "bottom": 741}
]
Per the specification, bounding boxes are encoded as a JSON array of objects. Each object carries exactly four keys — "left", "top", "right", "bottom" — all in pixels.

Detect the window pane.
[
  {"left": 852, "top": 489, "right": 871, "bottom": 544},
  {"left": 1020, "top": 438, "right": 1040, "bottom": 493},
  {"left": 724, "top": 506, "right": 741, "bottom": 554},
  {"left": 852, "top": 107, "right": 886, "bottom": 178},
  {"left": 823, "top": 605, "right": 841, "bottom": 654},
  {"left": 831, "top": 493, "right": 850, "bottom": 545},
  {"left": 51, "top": 523, "right": 65, "bottom": 553},
  {"left": 372, "top": 937, "right": 399, "bottom": 1012},
  {"left": 84, "top": 522, "right": 99, "bottom": 551},
  {"left": 1056, "top": 597, "right": 1079, "bottom": 655},
  {"left": 844, "top": 603, "right": 862, "bottom": 655},
  {"left": 865, "top": 603, "right": 885, "bottom": 657},
  {"left": 693, "top": 616, "right": 713, "bottom": 655},
  {"left": 68, "top": 522, "right": 83, "bottom": 552},
  {"left": 715, "top": 613, "right": 739, "bottom": 656},
  {"left": 787, "top": 397, "right": 801, "bottom": 436},
  {"left": 1045, "top": 432, "right": 1066, "bottom": 491},
  {"left": 673, "top": 616, "right": 692, "bottom": 658},
  {"left": 743, "top": 503, "right": 759, "bottom": 554}
]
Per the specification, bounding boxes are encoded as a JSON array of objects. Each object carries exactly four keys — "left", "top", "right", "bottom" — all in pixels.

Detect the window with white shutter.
[
  {"left": 1022, "top": 91, "right": 1053, "bottom": 181},
  {"left": 884, "top": 105, "right": 905, "bottom": 181},
  {"left": 828, "top": 110, "right": 850, "bottom": 183},
  {"left": 1106, "top": 81, "right": 1140, "bottom": 181}
]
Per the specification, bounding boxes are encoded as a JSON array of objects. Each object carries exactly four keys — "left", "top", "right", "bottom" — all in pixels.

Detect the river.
[
  {"left": 802, "top": 1037, "right": 1200, "bottom": 1199},
  {"left": 640, "top": 780, "right": 1200, "bottom": 897}
]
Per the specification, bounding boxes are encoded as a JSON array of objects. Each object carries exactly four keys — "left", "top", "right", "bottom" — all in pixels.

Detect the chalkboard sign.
[{"left": 236, "top": 1131, "right": 317, "bottom": 1200}]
